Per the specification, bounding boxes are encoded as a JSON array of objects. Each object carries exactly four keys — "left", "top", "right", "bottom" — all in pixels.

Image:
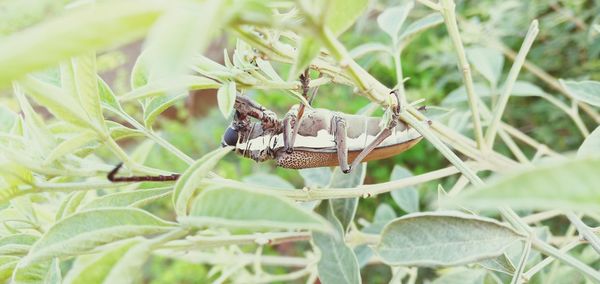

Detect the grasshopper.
[{"left": 108, "top": 78, "right": 422, "bottom": 182}]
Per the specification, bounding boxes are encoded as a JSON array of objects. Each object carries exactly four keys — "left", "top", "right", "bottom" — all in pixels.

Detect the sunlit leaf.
[
  {"left": 172, "top": 147, "right": 233, "bottom": 216},
  {"left": 72, "top": 53, "right": 106, "bottom": 132},
  {"left": 21, "top": 208, "right": 175, "bottom": 265},
  {"left": 217, "top": 81, "right": 237, "bottom": 118},
  {"left": 0, "top": 0, "right": 165, "bottom": 87},
  {"left": 390, "top": 166, "right": 419, "bottom": 213},
  {"left": 121, "top": 76, "right": 219, "bottom": 102},
  {"left": 560, "top": 79, "right": 600, "bottom": 107},
  {"left": 579, "top": 126, "right": 600, "bottom": 157},
  {"left": 0, "top": 234, "right": 38, "bottom": 256},
  {"left": 326, "top": 0, "right": 369, "bottom": 35},
  {"left": 349, "top": 43, "right": 391, "bottom": 59},
  {"left": 180, "top": 187, "right": 329, "bottom": 232},
  {"left": 44, "top": 258, "right": 61, "bottom": 284},
  {"left": 143, "top": 92, "right": 186, "bottom": 127},
  {"left": 467, "top": 47, "right": 504, "bottom": 87},
  {"left": 377, "top": 3, "right": 413, "bottom": 41},
  {"left": 55, "top": 191, "right": 88, "bottom": 220},
  {"left": 443, "top": 156, "right": 600, "bottom": 213},
  {"left": 376, "top": 211, "right": 523, "bottom": 266},
  {"left": 289, "top": 37, "right": 321, "bottom": 80},
  {"left": 0, "top": 255, "right": 19, "bottom": 282},
  {"left": 313, "top": 201, "right": 361, "bottom": 284}
]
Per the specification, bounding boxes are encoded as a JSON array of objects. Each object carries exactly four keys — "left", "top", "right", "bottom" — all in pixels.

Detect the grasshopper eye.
[{"left": 222, "top": 126, "right": 239, "bottom": 146}]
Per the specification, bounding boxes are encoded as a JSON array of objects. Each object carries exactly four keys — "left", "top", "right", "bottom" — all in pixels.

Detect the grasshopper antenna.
[{"left": 107, "top": 163, "right": 180, "bottom": 182}]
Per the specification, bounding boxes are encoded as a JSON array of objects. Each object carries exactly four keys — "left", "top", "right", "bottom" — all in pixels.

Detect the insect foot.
[{"left": 343, "top": 166, "right": 351, "bottom": 174}]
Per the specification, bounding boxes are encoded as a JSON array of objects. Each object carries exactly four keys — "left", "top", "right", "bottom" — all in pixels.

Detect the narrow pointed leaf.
[
  {"left": 578, "top": 126, "right": 600, "bottom": 157},
  {"left": 172, "top": 147, "right": 233, "bottom": 216},
  {"left": 0, "top": 256, "right": 19, "bottom": 282},
  {"left": 289, "top": 37, "right": 321, "bottom": 80},
  {"left": 398, "top": 13, "right": 444, "bottom": 42},
  {"left": 467, "top": 47, "right": 504, "bottom": 87},
  {"left": 390, "top": 166, "right": 419, "bottom": 213},
  {"left": 180, "top": 187, "right": 329, "bottom": 232},
  {"left": 329, "top": 163, "right": 365, "bottom": 232},
  {"left": 377, "top": 3, "right": 413, "bottom": 41},
  {"left": 376, "top": 211, "right": 523, "bottom": 266},
  {"left": 21, "top": 208, "right": 174, "bottom": 265},
  {"left": 72, "top": 53, "right": 106, "bottom": 131},
  {"left": 326, "top": 0, "right": 369, "bottom": 35},
  {"left": 0, "top": 234, "right": 38, "bottom": 256},
  {"left": 121, "top": 75, "right": 219, "bottom": 101}
]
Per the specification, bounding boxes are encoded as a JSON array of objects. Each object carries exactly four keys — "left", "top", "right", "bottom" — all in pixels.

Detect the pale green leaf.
[
  {"left": 329, "top": 163, "right": 365, "bottom": 232},
  {"left": 560, "top": 79, "right": 600, "bottom": 107},
  {"left": 398, "top": 13, "right": 444, "bottom": 42},
  {"left": 55, "top": 191, "right": 88, "bottom": 220},
  {"left": 21, "top": 208, "right": 175, "bottom": 265},
  {"left": 376, "top": 211, "right": 523, "bottom": 266},
  {"left": 130, "top": 50, "right": 150, "bottom": 89},
  {"left": 101, "top": 240, "right": 151, "bottom": 284},
  {"left": 63, "top": 238, "right": 140, "bottom": 284},
  {"left": 18, "top": 76, "right": 90, "bottom": 127},
  {"left": 0, "top": 106, "right": 17, "bottom": 133},
  {"left": 72, "top": 53, "right": 106, "bottom": 131},
  {"left": 289, "top": 37, "right": 321, "bottom": 80},
  {"left": 98, "top": 76, "right": 124, "bottom": 115},
  {"left": 44, "top": 131, "right": 98, "bottom": 164},
  {"left": 299, "top": 167, "right": 332, "bottom": 187},
  {"left": 0, "top": 255, "right": 19, "bottom": 282},
  {"left": 242, "top": 173, "right": 294, "bottom": 189},
  {"left": 0, "top": 234, "right": 38, "bottom": 256},
  {"left": 443, "top": 156, "right": 600, "bottom": 213},
  {"left": 144, "top": 0, "right": 226, "bottom": 82},
  {"left": 467, "top": 47, "right": 504, "bottom": 87},
  {"left": 180, "top": 187, "right": 329, "bottom": 232},
  {"left": 349, "top": 43, "right": 391, "bottom": 59},
  {"left": 255, "top": 58, "right": 283, "bottom": 82},
  {"left": 12, "top": 259, "right": 52, "bottom": 284},
  {"left": 0, "top": 0, "right": 68, "bottom": 36},
  {"left": 143, "top": 92, "right": 186, "bottom": 127},
  {"left": 431, "top": 268, "right": 488, "bottom": 284},
  {"left": 377, "top": 3, "right": 414, "bottom": 41},
  {"left": 172, "top": 147, "right": 233, "bottom": 216},
  {"left": 217, "top": 81, "right": 237, "bottom": 119},
  {"left": 121, "top": 75, "right": 219, "bottom": 101},
  {"left": 43, "top": 258, "right": 61, "bottom": 284},
  {"left": 362, "top": 203, "right": 396, "bottom": 234},
  {"left": 326, "top": 0, "right": 369, "bottom": 35},
  {"left": 313, "top": 201, "right": 361, "bottom": 284},
  {"left": 82, "top": 187, "right": 171, "bottom": 210},
  {"left": 390, "top": 166, "right": 419, "bottom": 213},
  {"left": 478, "top": 254, "right": 516, "bottom": 275},
  {"left": 0, "top": 0, "right": 165, "bottom": 87},
  {"left": 509, "top": 81, "right": 547, "bottom": 97},
  {"left": 578, "top": 126, "right": 600, "bottom": 157}
]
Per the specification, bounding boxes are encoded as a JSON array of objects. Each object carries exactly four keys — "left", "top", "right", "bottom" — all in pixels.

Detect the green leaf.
[
  {"left": 242, "top": 173, "right": 294, "bottom": 189},
  {"left": 377, "top": 3, "right": 414, "bottom": 41},
  {"left": 560, "top": 79, "right": 600, "bottom": 107},
  {"left": 143, "top": 92, "right": 186, "bottom": 127},
  {"left": 216, "top": 81, "right": 237, "bottom": 119},
  {"left": 362, "top": 203, "right": 396, "bottom": 234},
  {"left": 326, "top": 0, "right": 369, "bottom": 35},
  {"left": 12, "top": 259, "right": 52, "bottom": 284},
  {"left": 299, "top": 167, "right": 332, "bottom": 187},
  {"left": 98, "top": 76, "right": 124, "bottom": 115},
  {"left": 0, "top": 0, "right": 165, "bottom": 87},
  {"left": 44, "top": 258, "right": 62, "bottom": 284},
  {"left": 398, "top": 13, "right": 444, "bottom": 42},
  {"left": 144, "top": 0, "right": 226, "bottom": 82},
  {"left": 72, "top": 53, "right": 106, "bottom": 132},
  {"left": 329, "top": 163, "right": 365, "bottom": 232},
  {"left": 376, "top": 211, "right": 523, "bottom": 266},
  {"left": 579, "top": 126, "right": 600, "bottom": 157},
  {"left": 82, "top": 187, "right": 171, "bottom": 209},
  {"left": 21, "top": 208, "right": 174, "bottom": 265},
  {"left": 390, "top": 166, "right": 419, "bottom": 213},
  {"left": 172, "top": 147, "right": 233, "bottom": 216},
  {"left": 349, "top": 43, "right": 391, "bottom": 59},
  {"left": 509, "top": 81, "right": 547, "bottom": 97},
  {"left": 180, "top": 187, "right": 329, "bottom": 232},
  {"left": 63, "top": 238, "right": 145, "bottom": 284},
  {"left": 121, "top": 75, "right": 219, "bottom": 101},
  {"left": 312, "top": 201, "right": 361, "bottom": 284},
  {"left": 0, "top": 106, "right": 17, "bottom": 133},
  {"left": 0, "top": 255, "right": 19, "bottom": 282},
  {"left": 467, "top": 47, "right": 504, "bottom": 87},
  {"left": 18, "top": 76, "right": 90, "bottom": 128},
  {"left": 44, "top": 131, "right": 98, "bottom": 164},
  {"left": 55, "top": 191, "right": 88, "bottom": 220},
  {"left": 289, "top": 37, "right": 321, "bottom": 80},
  {"left": 443, "top": 156, "right": 600, "bottom": 213},
  {"left": 0, "top": 234, "right": 39, "bottom": 256}
]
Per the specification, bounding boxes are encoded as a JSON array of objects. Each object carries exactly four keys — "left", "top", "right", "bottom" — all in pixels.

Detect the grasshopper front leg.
[{"left": 332, "top": 114, "right": 350, "bottom": 173}]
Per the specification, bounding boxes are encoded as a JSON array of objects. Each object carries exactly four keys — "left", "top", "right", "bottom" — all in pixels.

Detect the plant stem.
[
  {"left": 439, "top": 0, "right": 485, "bottom": 149},
  {"left": 485, "top": 20, "right": 539, "bottom": 147},
  {"left": 522, "top": 239, "right": 581, "bottom": 280},
  {"left": 565, "top": 211, "right": 600, "bottom": 254},
  {"left": 531, "top": 237, "right": 600, "bottom": 282}
]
